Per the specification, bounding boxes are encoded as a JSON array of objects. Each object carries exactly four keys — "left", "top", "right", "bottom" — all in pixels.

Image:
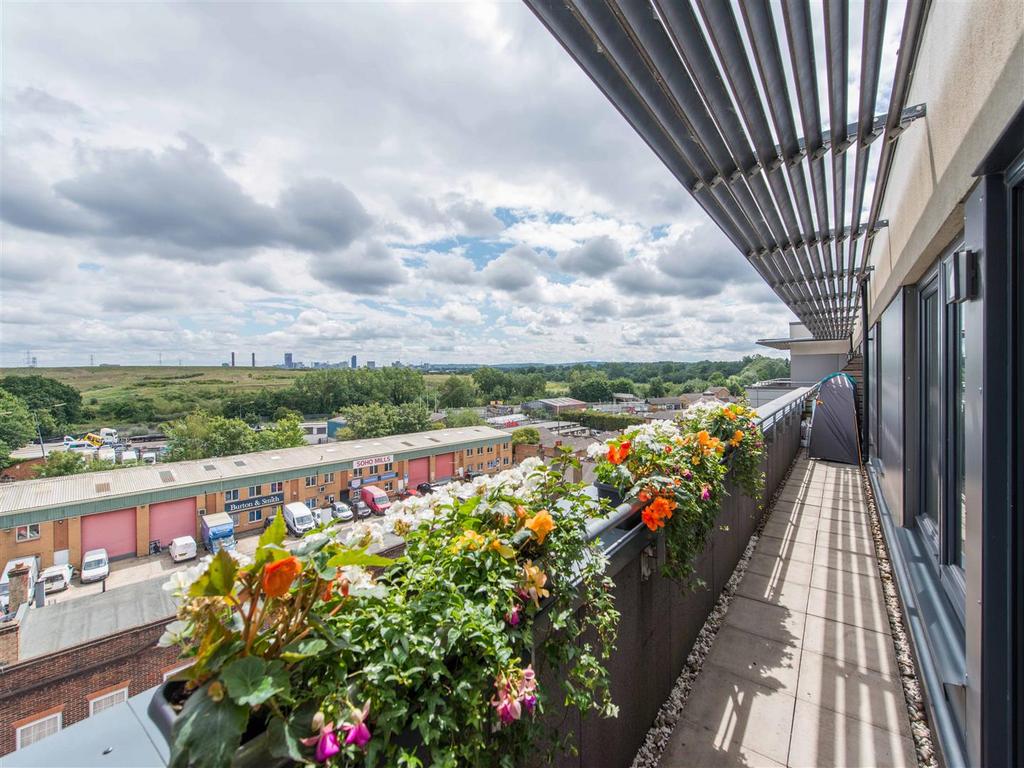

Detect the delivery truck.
[{"left": 201, "top": 512, "right": 237, "bottom": 553}]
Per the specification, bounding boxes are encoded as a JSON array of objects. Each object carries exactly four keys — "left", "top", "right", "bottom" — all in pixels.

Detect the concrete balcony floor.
[{"left": 659, "top": 457, "right": 915, "bottom": 767}]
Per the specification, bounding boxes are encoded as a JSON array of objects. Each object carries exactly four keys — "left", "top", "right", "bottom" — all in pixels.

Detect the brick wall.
[{"left": 0, "top": 618, "right": 179, "bottom": 756}]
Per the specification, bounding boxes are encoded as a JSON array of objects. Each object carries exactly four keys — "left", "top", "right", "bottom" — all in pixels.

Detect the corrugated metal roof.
[
  {"left": 0, "top": 426, "right": 509, "bottom": 520},
  {"left": 534, "top": 397, "right": 587, "bottom": 408}
]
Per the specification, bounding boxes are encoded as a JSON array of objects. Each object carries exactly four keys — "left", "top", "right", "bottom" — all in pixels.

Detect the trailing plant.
[
  {"left": 161, "top": 456, "right": 618, "bottom": 768},
  {"left": 591, "top": 402, "right": 764, "bottom": 585}
]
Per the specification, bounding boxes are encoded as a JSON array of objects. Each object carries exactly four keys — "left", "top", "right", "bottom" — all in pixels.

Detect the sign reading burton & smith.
[{"left": 224, "top": 492, "right": 285, "bottom": 513}]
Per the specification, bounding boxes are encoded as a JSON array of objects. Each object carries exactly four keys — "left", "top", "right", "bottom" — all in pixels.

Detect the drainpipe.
[{"left": 859, "top": 273, "right": 871, "bottom": 453}]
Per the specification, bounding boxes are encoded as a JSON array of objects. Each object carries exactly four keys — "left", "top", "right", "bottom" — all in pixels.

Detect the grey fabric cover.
[{"left": 808, "top": 374, "right": 861, "bottom": 464}]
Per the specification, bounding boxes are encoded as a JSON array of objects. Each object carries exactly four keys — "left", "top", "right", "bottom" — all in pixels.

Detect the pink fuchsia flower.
[
  {"left": 522, "top": 693, "right": 537, "bottom": 713},
  {"left": 495, "top": 695, "right": 522, "bottom": 724},
  {"left": 300, "top": 714, "right": 340, "bottom": 763},
  {"left": 700, "top": 485, "right": 712, "bottom": 501},
  {"left": 504, "top": 605, "right": 521, "bottom": 627},
  {"left": 342, "top": 702, "right": 372, "bottom": 750},
  {"left": 682, "top": 470, "right": 693, "bottom": 480}
]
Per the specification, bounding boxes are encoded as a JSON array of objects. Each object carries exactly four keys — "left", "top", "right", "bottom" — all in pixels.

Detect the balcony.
[{"left": 7, "top": 387, "right": 932, "bottom": 768}]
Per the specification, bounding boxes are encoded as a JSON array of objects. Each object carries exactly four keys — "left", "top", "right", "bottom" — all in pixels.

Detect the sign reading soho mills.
[{"left": 352, "top": 454, "right": 394, "bottom": 470}]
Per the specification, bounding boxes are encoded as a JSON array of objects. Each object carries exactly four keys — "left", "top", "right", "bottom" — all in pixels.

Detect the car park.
[
  {"left": 41, "top": 563, "right": 74, "bottom": 593},
  {"left": 80, "top": 548, "right": 110, "bottom": 583}
]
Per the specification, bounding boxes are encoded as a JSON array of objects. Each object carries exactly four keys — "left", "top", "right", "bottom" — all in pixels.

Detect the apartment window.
[
  {"left": 503, "top": 457, "right": 510, "bottom": 465},
  {"left": 477, "top": 463, "right": 483, "bottom": 471},
  {"left": 16, "top": 712, "right": 61, "bottom": 750},
  {"left": 305, "top": 498, "right": 317, "bottom": 510},
  {"left": 305, "top": 474, "right": 317, "bottom": 487},
  {"left": 89, "top": 687, "right": 128, "bottom": 716},
  {"left": 503, "top": 442, "right": 510, "bottom": 450},
  {"left": 465, "top": 449, "right": 472, "bottom": 457},
  {"left": 270, "top": 481, "right": 283, "bottom": 494},
  {"left": 383, "top": 462, "right": 393, "bottom": 472},
  {"left": 248, "top": 484, "right": 262, "bottom": 497},
  {"left": 486, "top": 445, "right": 494, "bottom": 453},
  {"left": 248, "top": 509, "right": 262, "bottom": 524},
  {"left": 326, "top": 494, "right": 335, "bottom": 504},
  {"left": 16, "top": 524, "right": 40, "bottom": 542},
  {"left": 324, "top": 472, "right": 335, "bottom": 484},
  {"left": 224, "top": 489, "right": 240, "bottom": 502},
  {"left": 368, "top": 465, "right": 378, "bottom": 475},
  {"left": 384, "top": 481, "right": 393, "bottom": 492},
  {"left": 353, "top": 467, "right": 363, "bottom": 477},
  {"left": 476, "top": 447, "right": 483, "bottom": 455}
]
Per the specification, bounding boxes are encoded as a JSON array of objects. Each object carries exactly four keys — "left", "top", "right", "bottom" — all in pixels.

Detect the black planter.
[
  {"left": 148, "top": 683, "right": 289, "bottom": 768},
  {"left": 594, "top": 482, "right": 623, "bottom": 507}
]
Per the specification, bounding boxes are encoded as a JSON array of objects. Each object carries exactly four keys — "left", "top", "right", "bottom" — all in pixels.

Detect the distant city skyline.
[{"left": 0, "top": 4, "right": 801, "bottom": 368}]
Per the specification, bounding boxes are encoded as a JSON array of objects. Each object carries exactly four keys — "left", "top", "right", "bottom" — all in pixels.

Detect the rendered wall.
[
  {"left": 790, "top": 353, "right": 847, "bottom": 383},
  {"left": 876, "top": 292, "right": 905, "bottom": 523},
  {"left": 867, "top": 1, "right": 1023, "bottom": 329}
]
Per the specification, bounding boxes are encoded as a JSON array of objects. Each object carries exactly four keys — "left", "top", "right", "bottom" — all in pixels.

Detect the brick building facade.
[{"left": 0, "top": 617, "right": 179, "bottom": 755}]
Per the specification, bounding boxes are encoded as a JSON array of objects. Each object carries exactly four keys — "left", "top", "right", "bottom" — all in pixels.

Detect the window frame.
[
  {"left": 88, "top": 686, "right": 129, "bottom": 717},
  {"left": 224, "top": 489, "right": 240, "bottom": 502},
  {"left": 16, "top": 711, "right": 62, "bottom": 750},
  {"left": 16, "top": 524, "right": 40, "bottom": 542},
  {"left": 247, "top": 508, "right": 262, "bottom": 524},
  {"left": 269, "top": 481, "right": 283, "bottom": 494}
]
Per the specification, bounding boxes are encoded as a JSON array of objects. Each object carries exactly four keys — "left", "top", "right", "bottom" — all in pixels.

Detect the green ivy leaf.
[
  {"left": 325, "top": 549, "right": 393, "bottom": 568},
  {"left": 279, "top": 637, "right": 328, "bottom": 662},
  {"left": 170, "top": 683, "right": 248, "bottom": 768},
  {"left": 221, "top": 656, "right": 290, "bottom": 706},
  {"left": 189, "top": 549, "right": 237, "bottom": 597}
]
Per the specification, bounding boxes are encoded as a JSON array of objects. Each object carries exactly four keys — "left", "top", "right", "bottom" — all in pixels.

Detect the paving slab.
[{"left": 658, "top": 457, "right": 913, "bottom": 768}]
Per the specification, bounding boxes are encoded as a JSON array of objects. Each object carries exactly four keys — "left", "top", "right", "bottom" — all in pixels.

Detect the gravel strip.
[
  {"left": 860, "top": 465, "right": 939, "bottom": 768},
  {"left": 629, "top": 455, "right": 800, "bottom": 768}
]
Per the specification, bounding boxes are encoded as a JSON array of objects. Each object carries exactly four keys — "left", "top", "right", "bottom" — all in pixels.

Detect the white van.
[
  {"left": 41, "top": 563, "right": 74, "bottom": 593},
  {"left": 282, "top": 502, "right": 316, "bottom": 537},
  {"left": 80, "top": 548, "right": 110, "bottom": 583},
  {"left": 169, "top": 536, "right": 197, "bottom": 562},
  {"left": 1, "top": 556, "right": 40, "bottom": 612}
]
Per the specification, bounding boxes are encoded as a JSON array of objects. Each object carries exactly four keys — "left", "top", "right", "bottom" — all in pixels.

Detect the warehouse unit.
[{"left": 0, "top": 427, "right": 513, "bottom": 569}]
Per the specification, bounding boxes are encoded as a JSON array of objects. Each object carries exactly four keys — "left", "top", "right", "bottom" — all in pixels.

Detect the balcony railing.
[{"left": 7, "top": 388, "right": 813, "bottom": 768}]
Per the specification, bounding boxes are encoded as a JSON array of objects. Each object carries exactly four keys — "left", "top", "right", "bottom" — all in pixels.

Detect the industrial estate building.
[{"left": 0, "top": 427, "right": 512, "bottom": 570}]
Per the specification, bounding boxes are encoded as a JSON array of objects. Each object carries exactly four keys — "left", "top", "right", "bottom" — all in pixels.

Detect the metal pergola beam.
[{"left": 523, "top": 0, "right": 926, "bottom": 341}]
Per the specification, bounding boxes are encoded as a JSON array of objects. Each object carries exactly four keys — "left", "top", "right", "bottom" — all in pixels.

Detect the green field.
[{"left": 0, "top": 366, "right": 303, "bottom": 430}]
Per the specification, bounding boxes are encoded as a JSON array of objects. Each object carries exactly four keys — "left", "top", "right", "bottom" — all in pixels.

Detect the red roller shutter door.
[
  {"left": 434, "top": 452, "right": 455, "bottom": 481},
  {"left": 150, "top": 498, "right": 196, "bottom": 548},
  {"left": 81, "top": 507, "right": 137, "bottom": 560},
  {"left": 407, "top": 457, "right": 429, "bottom": 488}
]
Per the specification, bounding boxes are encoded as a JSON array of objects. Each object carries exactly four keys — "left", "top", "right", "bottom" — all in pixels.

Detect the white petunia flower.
[{"left": 157, "top": 620, "right": 190, "bottom": 647}]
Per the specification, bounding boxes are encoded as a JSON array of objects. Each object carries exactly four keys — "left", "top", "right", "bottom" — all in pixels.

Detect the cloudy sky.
[{"left": 0, "top": 3, "right": 813, "bottom": 368}]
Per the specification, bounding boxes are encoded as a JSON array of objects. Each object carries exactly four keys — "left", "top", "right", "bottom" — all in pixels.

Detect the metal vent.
[
  {"left": 234, "top": 460, "right": 246, "bottom": 467},
  {"left": 401, "top": 441, "right": 414, "bottom": 447},
  {"left": 159, "top": 471, "right": 175, "bottom": 483},
  {"left": 204, "top": 464, "right": 216, "bottom": 471},
  {"left": 94, "top": 482, "right": 111, "bottom": 493}
]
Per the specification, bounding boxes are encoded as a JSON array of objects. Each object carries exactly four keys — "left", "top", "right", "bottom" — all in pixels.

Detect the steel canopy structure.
[{"left": 525, "top": 0, "right": 930, "bottom": 339}]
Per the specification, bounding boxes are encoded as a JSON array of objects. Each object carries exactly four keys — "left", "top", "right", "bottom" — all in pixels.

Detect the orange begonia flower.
[
  {"left": 525, "top": 509, "right": 556, "bottom": 545},
  {"left": 697, "top": 430, "right": 711, "bottom": 447},
  {"left": 641, "top": 496, "right": 676, "bottom": 531},
  {"left": 262, "top": 556, "right": 302, "bottom": 598},
  {"left": 607, "top": 440, "right": 631, "bottom": 465},
  {"left": 722, "top": 408, "right": 737, "bottom": 421}
]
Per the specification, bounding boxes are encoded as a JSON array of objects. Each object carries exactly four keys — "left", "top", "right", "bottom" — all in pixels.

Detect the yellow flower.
[
  {"left": 490, "top": 539, "right": 515, "bottom": 559},
  {"left": 691, "top": 455, "right": 701, "bottom": 465},
  {"left": 522, "top": 560, "right": 550, "bottom": 606},
  {"left": 525, "top": 509, "right": 556, "bottom": 545},
  {"left": 453, "top": 529, "right": 487, "bottom": 551}
]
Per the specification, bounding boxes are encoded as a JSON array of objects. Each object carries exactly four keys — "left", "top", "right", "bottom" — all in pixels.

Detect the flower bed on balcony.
[{"left": 159, "top": 404, "right": 764, "bottom": 768}]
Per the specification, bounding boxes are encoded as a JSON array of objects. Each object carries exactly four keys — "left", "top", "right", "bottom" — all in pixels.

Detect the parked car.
[
  {"left": 169, "top": 536, "right": 197, "bottom": 562},
  {"left": 330, "top": 500, "right": 354, "bottom": 523},
  {"left": 353, "top": 500, "right": 373, "bottom": 519},
  {"left": 283, "top": 502, "right": 317, "bottom": 536},
  {"left": 416, "top": 482, "right": 434, "bottom": 496},
  {"left": 80, "top": 548, "right": 110, "bottom": 583},
  {"left": 397, "top": 488, "right": 419, "bottom": 500},
  {"left": 41, "top": 563, "right": 74, "bottom": 593},
  {"left": 1, "top": 556, "right": 41, "bottom": 611},
  {"left": 360, "top": 485, "right": 392, "bottom": 516}
]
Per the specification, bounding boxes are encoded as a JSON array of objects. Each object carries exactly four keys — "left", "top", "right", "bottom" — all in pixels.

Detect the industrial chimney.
[
  {"left": 251, "top": 352, "right": 256, "bottom": 367},
  {"left": 231, "top": 352, "right": 236, "bottom": 367}
]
